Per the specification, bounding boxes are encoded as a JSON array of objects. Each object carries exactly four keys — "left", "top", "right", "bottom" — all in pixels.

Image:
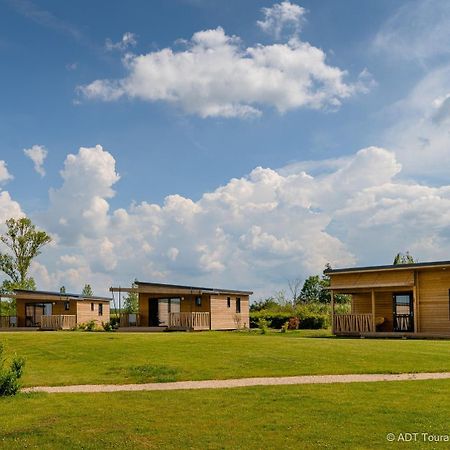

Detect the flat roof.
[
  {"left": 13, "top": 289, "right": 111, "bottom": 301},
  {"left": 325, "top": 260, "right": 450, "bottom": 275},
  {"left": 112, "top": 281, "right": 253, "bottom": 296}
]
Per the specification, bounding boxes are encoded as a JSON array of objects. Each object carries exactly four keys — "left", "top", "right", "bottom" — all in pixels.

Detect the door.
[
  {"left": 148, "top": 299, "right": 159, "bottom": 326},
  {"left": 393, "top": 293, "right": 414, "bottom": 332},
  {"left": 25, "top": 303, "right": 52, "bottom": 327}
]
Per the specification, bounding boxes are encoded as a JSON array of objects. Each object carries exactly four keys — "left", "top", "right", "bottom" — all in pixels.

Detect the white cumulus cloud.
[
  {"left": 24, "top": 144, "right": 48, "bottom": 177},
  {"left": 105, "top": 32, "right": 137, "bottom": 52},
  {"left": 0, "top": 161, "right": 13, "bottom": 184},
  {"left": 79, "top": 15, "right": 368, "bottom": 118},
  {"left": 257, "top": 1, "right": 306, "bottom": 39}
]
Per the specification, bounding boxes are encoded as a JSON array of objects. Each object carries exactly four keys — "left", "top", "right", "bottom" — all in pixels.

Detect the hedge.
[{"left": 250, "top": 310, "right": 330, "bottom": 330}]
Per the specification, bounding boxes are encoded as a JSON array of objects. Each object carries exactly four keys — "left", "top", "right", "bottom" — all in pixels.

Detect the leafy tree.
[
  {"left": 393, "top": 251, "right": 417, "bottom": 265},
  {"left": 123, "top": 280, "right": 139, "bottom": 314},
  {"left": 250, "top": 297, "right": 281, "bottom": 312},
  {"left": 82, "top": 284, "right": 93, "bottom": 297},
  {"left": 299, "top": 266, "right": 350, "bottom": 305},
  {"left": 0, "top": 218, "right": 51, "bottom": 293},
  {"left": 59, "top": 286, "right": 66, "bottom": 294}
]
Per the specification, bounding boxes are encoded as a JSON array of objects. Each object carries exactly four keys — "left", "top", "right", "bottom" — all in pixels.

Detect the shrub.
[
  {"left": 109, "top": 316, "right": 120, "bottom": 329},
  {"left": 102, "top": 321, "right": 115, "bottom": 332},
  {"left": 0, "top": 344, "right": 25, "bottom": 396},
  {"left": 78, "top": 320, "right": 100, "bottom": 331},
  {"left": 257, "top": 317, "right": 269, "bottom": 334},
  {"left": 288, "top": 317, "right": 300, "bottom": 330},
  {"left": 250, "top": 311, "right": 292, "bottom": 329},
  {"left": 280, "top": 321, "right": 289, "bottom": 333}
]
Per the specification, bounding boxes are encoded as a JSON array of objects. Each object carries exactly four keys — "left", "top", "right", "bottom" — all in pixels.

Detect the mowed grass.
[
  {"left": 2, "top": 330, "right": 450, "bottom": 387},
  {"left": 1, "top": 380, "right": 450, "bottom": 449}
]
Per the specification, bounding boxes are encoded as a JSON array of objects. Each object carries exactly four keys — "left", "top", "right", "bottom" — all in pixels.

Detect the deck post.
[
  {"left": 413, "top": 285, "right": 418, "bottom": 334},
  {"left": 371, "top": 289, "right": 376, "bottom": 332},
  {"left": 330, "top": 289, "right": 335, "bottom": 334}
]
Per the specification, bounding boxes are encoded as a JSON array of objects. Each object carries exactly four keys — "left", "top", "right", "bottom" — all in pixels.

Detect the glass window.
[
  {"left": 169, "top": 298, "right": 181, "bottom": 313},
  {"left": 64, "top": 301, "right": 70, "bottom": 311},
  {"left": 98, "top": 303, "right": 103, "bottom": 316},
  {"left": 236, "top": 298, "right": 241, "bottom": 313},
  {"left": 227, "top": 297, "right": 231, "bottom": 308},
  {"left": 91, "top": 303, "right": 94, "bottom": 311},
  {"left": 195, "top": 296, "right": 202, "bottom": 307}
]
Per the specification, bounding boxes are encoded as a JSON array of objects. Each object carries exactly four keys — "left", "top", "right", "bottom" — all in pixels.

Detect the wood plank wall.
[
  {"left": 210, "top": 294, "right": 249, "bottom": 330},
  {"left": 418, "top": 270, "right": 450, "bottom": 334},
  {"left": 351, "top": 293, "right": 393, "bottom": 332}
]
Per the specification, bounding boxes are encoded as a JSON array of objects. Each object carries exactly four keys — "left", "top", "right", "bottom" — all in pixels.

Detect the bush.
[
  {"left": 250, "top": 304, "right": 331, "bottom": 330},
  {"left": 0, "top": 344, "right": 25, "bottom": 396},
  {"left": 250, "top": 311, "right": 292, "bottom": 329},
  {"left": 78, "top": 320, "right": 100, "bottom": 331},
  {"left": 288, "top": 317, "right": 300, "bottom": 330},
  {"left": 280, "top": 321, "right": 289, "bottom": 333},
  {"left": 257, "top": 317, "right": 269, "bottom": 334},
  {"left": 102, "top": 321, "right": 114, "bottom": 332}
]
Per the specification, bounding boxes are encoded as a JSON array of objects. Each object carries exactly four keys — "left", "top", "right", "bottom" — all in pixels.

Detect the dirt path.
[{"left": 22, "top": 372, "right": 450, "bottom": 394}]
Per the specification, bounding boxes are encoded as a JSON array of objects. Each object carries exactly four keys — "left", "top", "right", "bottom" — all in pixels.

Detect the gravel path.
[{"left": 22, "top": 372, "right": 450, "bottom": 394}]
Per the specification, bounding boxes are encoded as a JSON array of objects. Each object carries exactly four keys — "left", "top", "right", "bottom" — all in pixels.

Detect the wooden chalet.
[
  {"left": 327, "top": 260, "right": 450, "bottom": 338},
  {"left": 111, "top": 281, "right": 252, "bottom": 331},
  {"left": 0, "top": 289, "right": 111, "bottom": 330}
]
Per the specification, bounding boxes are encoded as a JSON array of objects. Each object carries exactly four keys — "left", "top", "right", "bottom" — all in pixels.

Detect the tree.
[
  {"left": 287, "top": 277, "right": 302, "bottom": 304},
  {"left": 298, "top": 275, "right": 329, "bottom": 304},
  {"left": 123, "top": 280, "right": 139, "bottom": 314},
  {"left": 393, "top": 252, "right": 417, "bottom": 265},
  {"left": 82, "top": 284, "right": 93, "bottom": 297},
  {"left": 60, "top": 286, "right": 66, "bottom": 294},
  {"left": 298, "top": 265, "right": 350, "bottom": 305},
  {"left": 0, "top": 217, "right": 51, "bottom": 293}
]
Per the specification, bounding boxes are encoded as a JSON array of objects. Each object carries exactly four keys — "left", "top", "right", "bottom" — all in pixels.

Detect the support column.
[
  {"left": 330, "top": 289, "right": 335, "bottom": 334},
  {"left": 371, "top": 289, "right": 376, "bottom": 332},
  {"left": 413, "top": 285, "right": 418, "bottom": 334}
]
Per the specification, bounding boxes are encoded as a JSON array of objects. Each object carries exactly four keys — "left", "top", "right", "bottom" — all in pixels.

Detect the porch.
[
  {"left": 118, "top": 311, "right": 211, "bottom": 331},
  {"left": 40, "top": 315, "right": 76, "bottom": 330},
  {"left": 168, "top": 312, "right": 210, "bottom": 331},
  {"left": 331, "top": 285, "right": 418, "bottom": 336},
  {"left": 0, "top": 316, "right": 17, "bottom": 328}
]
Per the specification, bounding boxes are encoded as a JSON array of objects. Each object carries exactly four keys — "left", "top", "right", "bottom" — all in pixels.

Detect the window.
[
  {"left": 195, "top": 296, "right": 202, "bottom": 307},
  {"left": 64, "top": 301, "right": 70, "bottom": 311},
  {"left": 236, "top": 298, "right": 241, "bottom": 314},
  {"left": 98, "top": 303, "right": 103, "bottom": 316},
  {"left": 227, "top": 297, "right": 231, "bottom": 308},
  {"left": 91, "top": 303, "right": 94, "bottom": 311}
]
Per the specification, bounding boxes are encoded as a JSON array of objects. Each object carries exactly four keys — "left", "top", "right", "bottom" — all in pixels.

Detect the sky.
[{"left": 1, "top": 0, "right": 450, "bottom": 299}]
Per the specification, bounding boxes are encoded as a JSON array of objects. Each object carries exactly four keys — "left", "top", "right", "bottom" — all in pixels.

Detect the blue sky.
[{"left": 1, "top": 0, "right": 450, "bottom": 297}]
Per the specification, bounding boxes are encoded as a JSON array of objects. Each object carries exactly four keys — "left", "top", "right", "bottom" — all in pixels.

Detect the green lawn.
[
  {"left": 2, "top": 330, "right": 450, "bottom": 387},
  {"left": 1, "top": 379, "right": 449, "bottom": 449}
]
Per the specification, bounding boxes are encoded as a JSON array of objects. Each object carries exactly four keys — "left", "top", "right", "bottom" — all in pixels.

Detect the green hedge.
[{"left": 250, "top": 310, "right": 330, "bottom": 330}]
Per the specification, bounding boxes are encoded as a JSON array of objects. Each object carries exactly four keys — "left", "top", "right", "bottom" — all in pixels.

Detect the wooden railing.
[
  {"left": 40, "top": 315, "right": 76, "bottom": 330},
  {"left": 169, "top": 312, "right": 210, "bottom": 330},
  {"left": 333, "top": 313, "right": 374, "bottom": 334},
  {"left": 119, "top": 313, "right": 141, "bottom": 327},
  {"left": 0, "top": 316, "right": 16, "bottom": 328}
]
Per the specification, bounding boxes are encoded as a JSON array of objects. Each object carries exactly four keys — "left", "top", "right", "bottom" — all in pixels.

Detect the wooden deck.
[
  {"left": 168, "top": 312, "right": 210, "bottom": 331},
  {"left": 40, "top": 315, "right": 76, "bottom": 330}
]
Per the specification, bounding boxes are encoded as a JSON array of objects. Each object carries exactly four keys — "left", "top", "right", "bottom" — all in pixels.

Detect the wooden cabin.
[
  {"left": 327, "top": 260, "right": 450, "bottom": 338},
  {"left": 0, "top": 289, "right": 111, "bottom": 330},
  {"left": 111, "top": 281, "right": 252, "bottom": 331}
]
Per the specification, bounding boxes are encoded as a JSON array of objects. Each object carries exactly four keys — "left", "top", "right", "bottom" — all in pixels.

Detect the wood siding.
[
  {"left": 15, "top": 298, "right": 109, "bottom": 327},
  {"left": 331, "top": 270, "right": 414, "bottom": 290},
  {"left": 210, "top": 295, "right": 249, "bottom": 330},
  {"left": 418, "top": 270, "right": 450, "bottom": 334},
  {"left": 76, "top": 301, "right": 110, "bottom": 325},
  {"left": 351, "top": 292, "right": 393, "bottom": 331}
]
